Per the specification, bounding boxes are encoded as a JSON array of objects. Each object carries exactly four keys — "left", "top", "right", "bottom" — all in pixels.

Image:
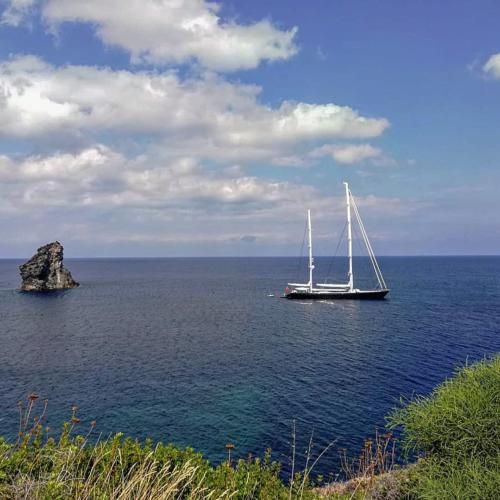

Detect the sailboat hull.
[{"left": 285, "top": 289, "right": 389, "bottom": 300}]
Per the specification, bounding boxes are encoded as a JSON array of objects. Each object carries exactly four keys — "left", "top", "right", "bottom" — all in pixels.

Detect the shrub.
[{"left": 387, "top": 355, "right": 500, "bottom": 499}]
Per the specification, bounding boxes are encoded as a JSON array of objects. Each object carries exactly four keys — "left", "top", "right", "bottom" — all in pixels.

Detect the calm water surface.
[{"left": 0, "top": 257, "right": 499, "bottom": 475}]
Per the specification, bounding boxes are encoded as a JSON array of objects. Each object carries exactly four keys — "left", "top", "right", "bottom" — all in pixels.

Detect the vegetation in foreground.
[
  {"left": 0, "top": 355, "right": 498, "bottom": 499},
  {"left": 387, "top": 354, "right": 500, "bottom": 499}
]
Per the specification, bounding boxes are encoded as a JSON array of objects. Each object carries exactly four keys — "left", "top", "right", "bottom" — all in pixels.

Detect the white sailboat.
[{"left": 284, "top": 182, "right": 389, "bottom": 300}]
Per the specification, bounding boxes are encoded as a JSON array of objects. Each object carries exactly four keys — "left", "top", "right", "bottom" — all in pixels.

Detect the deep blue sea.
[{"left": 0, "top": 257, "right": 499, "bottom": 477}]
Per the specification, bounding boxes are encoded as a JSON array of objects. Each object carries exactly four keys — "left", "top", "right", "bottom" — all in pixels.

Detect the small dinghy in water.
[{"left": 284, "top": 182, "right": 389, "bottom": 300}]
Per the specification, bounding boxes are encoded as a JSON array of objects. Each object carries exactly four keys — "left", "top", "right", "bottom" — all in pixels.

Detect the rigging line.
[
  {"left": 349, "top": 191, "right": 381, "bottom": 287},
  {"left": 323, "top": 220, "right": 347, "bottom": 284},
  {"left": 354, "top": 199, "right": 386, "bottom": 289},
  {"left": 352, "top": 220, "right": 376, "bottom": 289},
  {"left": 353, "top": 202, "right": 383, "bottom": 289},
  {"left": 350, "top": 194, "right": 386, "bottom": 288},
  {"left": 352, "top": 223, "right": 368, "bottom": 285},
  {"left": 295, "top": 217, "right": 308, "bottom": 282}
]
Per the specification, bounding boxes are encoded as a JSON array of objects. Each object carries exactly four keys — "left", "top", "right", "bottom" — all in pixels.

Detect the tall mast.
[
  {"left": 344, "top": 182, "right": 354, "bottom": 292},
  {"left": 307, "top": 209, "right": 314, "bottom": 293}
]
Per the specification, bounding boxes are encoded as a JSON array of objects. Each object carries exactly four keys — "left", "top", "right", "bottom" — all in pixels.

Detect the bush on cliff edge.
[{"left": 387, "top": 355, "right": 500, "bottom": 499}]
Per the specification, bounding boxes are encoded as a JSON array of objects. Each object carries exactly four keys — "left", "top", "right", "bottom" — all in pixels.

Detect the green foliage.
[
  {"left": 413, "top": 455, "right": 500, "bottom": 500},
  {"left": 387, "top": 355, "right": 500, "bottom": 499},
  {"left": 0, "top": 422, "right": 314, "bottom": 498}
]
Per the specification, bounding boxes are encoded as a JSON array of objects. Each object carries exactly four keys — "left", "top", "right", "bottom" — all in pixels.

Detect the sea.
[{"left": 0, "top": 256, "right": 499, "bottom": 478}]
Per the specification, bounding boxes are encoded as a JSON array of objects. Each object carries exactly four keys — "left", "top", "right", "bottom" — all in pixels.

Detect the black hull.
[{"left": 285, "top": 289, "right": 389, "bottom": 300}]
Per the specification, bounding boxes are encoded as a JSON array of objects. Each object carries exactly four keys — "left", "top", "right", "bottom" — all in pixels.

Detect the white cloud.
[
  {"left": 0, "top": 56, "right": 389, "bottom": 164},
  {"left": 28, "top": 0, "right": 297, "bottom": 71},
  {"left": 2, "top": 1, "right": 297, "bottom": 71},
  {"left": 483, "top": 52, "right": 500, "bottom": 79},
  {"left": 1, "top": 0, "right": 35, "bottom": 26},
  {"left": 311, "top": 143, "right": 382, "bottom": 164},
  {"left": 270, "top": 103, "right": 388, "bottom": 141}
]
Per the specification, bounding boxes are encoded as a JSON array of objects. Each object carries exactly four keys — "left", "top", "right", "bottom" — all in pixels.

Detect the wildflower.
[
  {"left": 71, "top": 416, "right": 80, "bottom": 424},
  {"left": 28, "top": 393, "right": 39, "bottom": 401}
]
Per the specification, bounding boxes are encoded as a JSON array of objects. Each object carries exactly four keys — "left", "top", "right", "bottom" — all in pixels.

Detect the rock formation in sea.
[{"left": 19, "top": 241, "right": 79, "bottom": 292}]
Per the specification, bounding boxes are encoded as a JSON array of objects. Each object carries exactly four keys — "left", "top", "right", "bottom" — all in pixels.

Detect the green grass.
[{"left": 387, "top": 355, "right": 500, "bottom": 499}]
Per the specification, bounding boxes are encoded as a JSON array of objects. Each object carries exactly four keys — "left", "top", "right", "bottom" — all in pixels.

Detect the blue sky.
[{"left": 0, "top": 0, "right": 499, "bottom": 257}]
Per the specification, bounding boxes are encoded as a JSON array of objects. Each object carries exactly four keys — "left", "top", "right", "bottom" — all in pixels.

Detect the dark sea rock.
[{"left": 19, "top": 241, "right": 79, "bottom": 292}]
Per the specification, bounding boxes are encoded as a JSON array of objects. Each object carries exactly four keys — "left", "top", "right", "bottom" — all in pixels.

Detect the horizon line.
[{"left": 2, "top": 254, "right": 500, "bottom": 260}]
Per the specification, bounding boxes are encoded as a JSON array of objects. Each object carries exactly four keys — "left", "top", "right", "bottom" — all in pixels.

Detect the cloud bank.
[
  {"left": 0, "top": 1, "right": 402, "bottom": 255},
  {"left": 0, "top": 56, "right": 389, "bottom": 163}
]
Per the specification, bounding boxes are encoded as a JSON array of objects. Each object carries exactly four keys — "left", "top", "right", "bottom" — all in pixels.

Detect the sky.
[{"left": 0, "top": 0, "right": 499, "bottom": 257}]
